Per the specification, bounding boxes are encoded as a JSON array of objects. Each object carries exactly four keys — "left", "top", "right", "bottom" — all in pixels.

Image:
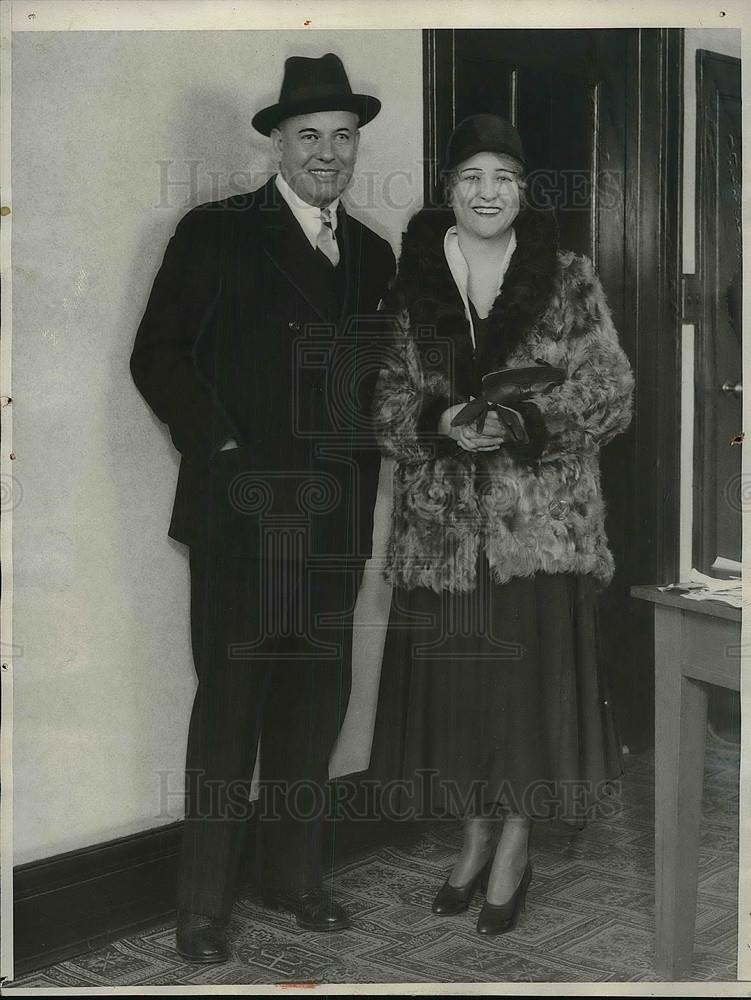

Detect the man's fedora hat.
[{"left": 252, "top": 53, "right": 381, "bottom": 136}]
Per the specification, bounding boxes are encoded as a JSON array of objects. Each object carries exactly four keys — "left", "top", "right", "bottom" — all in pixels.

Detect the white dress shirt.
[{"left": 275, "top": 172, "right": 339, "bottom": 249}]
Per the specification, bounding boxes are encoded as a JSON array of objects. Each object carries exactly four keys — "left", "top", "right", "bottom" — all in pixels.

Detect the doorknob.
[{"left": 721, "top": 380, "right": 742, "bottom": 398}]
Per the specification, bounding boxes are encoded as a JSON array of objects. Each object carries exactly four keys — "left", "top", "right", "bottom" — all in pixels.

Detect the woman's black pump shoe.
[
  {"left": 432, "top": 856, "right": 493, "bottom": 915},
  {"left": 476, "top": 863, "right": 532, "bottom": 935}
]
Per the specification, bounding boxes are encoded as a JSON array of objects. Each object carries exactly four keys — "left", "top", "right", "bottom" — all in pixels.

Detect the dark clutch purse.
[{"left": 450, "top": 359, "right": 566, "bottom": 444}]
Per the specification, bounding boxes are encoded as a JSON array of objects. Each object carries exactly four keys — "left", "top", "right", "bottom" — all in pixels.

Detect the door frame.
[{"left": 689, "top": 49, "right": 742, "bottom": 573}]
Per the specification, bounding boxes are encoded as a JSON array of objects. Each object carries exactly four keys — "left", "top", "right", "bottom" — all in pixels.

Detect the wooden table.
[{"left": 631, "top": 585, "right": 741, "bottom": 980}]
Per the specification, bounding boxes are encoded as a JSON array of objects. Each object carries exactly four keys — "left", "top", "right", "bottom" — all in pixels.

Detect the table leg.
[{"left": 654, "top": 605, "right": 709, "bottom": 980}]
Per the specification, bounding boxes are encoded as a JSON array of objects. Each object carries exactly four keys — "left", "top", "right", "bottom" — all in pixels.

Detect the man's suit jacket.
[{"left": 131, "top": 177, "right": 396, "bottom": 562}]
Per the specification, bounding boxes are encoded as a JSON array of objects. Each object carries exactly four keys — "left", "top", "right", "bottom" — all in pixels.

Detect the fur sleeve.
[
  {"left": 372, "top": 312, "right": 462, "bottom": 462},
  {"left": 372, "top": 312, "right": 430, "bottom": 462},
  {"left": 531, "top": 255, "right": 634, "bottom": 453}
]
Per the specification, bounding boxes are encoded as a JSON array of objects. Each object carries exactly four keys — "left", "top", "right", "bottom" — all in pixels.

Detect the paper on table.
[
  {"left": 656, "top": 566, "right": 747, "bottom": 607},
  {"left": 683, "top": 590, "right": 747, "bottom": 609},
  {"left": 688, "top": 569, "right": 742, "bottom": 593},
  {"left": 711, "top": 556, "right": 743, "bottom": 576}
]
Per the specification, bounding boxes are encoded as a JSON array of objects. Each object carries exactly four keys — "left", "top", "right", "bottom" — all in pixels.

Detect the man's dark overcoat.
[{"left": 132, "top": 177, "right": 396, "bottom": 563}]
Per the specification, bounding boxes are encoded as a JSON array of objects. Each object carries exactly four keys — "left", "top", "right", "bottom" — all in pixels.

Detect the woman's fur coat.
[{"left": 373, "top": 204, "right": 635, "bottom": 593}]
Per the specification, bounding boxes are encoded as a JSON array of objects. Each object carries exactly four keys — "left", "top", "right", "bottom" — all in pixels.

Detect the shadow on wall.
[
  {"left": 103, "top": 84, "right": 273, "bottom": 806},
  {"left": 168, "top": 85, "right": 273, "bottom": 210}
]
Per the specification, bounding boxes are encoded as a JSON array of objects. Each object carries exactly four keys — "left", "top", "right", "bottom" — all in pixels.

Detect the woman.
[{"left": 371, "top": 114, "right": 634, "bottom": 936}]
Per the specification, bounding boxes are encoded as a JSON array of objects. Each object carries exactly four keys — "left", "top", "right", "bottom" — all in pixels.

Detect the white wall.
[
  {"left": 11, "top": 29, "right": 421, "bottom": 865},
  {"left": 678, "top": 28, "right": 741, "bottom": 579}
]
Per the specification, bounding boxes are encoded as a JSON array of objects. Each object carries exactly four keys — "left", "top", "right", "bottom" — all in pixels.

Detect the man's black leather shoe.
[
  {"left": 260, "top": 888, "right": 351, "bottom": 931},
  {"left": 175, "top": 910, "right": 230, "bottom": 963}
]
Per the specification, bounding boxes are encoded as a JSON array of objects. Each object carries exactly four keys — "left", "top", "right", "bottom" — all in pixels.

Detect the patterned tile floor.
[{"left": 9, "top": 736, "right": 739, "bottom": 988}]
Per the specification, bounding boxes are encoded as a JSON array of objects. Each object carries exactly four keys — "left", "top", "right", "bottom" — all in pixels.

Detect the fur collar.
[{"left": 387, "top": 204, "right": 560, "bottom": 382}]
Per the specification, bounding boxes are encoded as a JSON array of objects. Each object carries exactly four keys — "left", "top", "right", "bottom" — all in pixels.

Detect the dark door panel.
[{"left": 693, "top": 50, "right": 742, "bottom": 570}]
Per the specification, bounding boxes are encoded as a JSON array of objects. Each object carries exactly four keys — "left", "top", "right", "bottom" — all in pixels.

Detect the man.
[{"left": 131, "top": 53, "right": 395, "bottom": 962}]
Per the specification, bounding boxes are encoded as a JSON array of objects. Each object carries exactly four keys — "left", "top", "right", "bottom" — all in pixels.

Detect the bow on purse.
[{"left": 450, "top": 359, "right": 566, "bottom": 444}]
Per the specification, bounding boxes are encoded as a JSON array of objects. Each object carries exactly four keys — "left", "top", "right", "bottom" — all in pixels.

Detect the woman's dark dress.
[{"left": 368, "top": 300, "right": 623, "bottom": 824}]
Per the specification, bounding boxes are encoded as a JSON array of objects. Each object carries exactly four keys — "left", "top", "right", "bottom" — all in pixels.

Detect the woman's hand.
[{"left": 438, "top": 404, "right": 508, "bottom": 452}]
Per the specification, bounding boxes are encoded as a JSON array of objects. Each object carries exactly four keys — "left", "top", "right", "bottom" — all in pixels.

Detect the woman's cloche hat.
[
  {"left": 442, "top": 113, "right": 526, "bottom": 173},
  {"left": 252, "top": 53, "right": 381, "bottom": 136}
]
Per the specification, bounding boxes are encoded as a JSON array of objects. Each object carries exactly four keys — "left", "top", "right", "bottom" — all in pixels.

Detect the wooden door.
[
  {"left": 690, "top": 51, "right": 742, "bottom": 742},
  {"left": 423, "top": 28, "right": 684, "bottom": 749},
  {"left": 691, "top": 51, "right": 742, "bottom": 572}
]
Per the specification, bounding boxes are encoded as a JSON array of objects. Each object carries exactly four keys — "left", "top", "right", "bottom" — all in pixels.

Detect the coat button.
[
  {"left": 549, "top": 499, "right": 570, "bottom": 519},
  {"left": 288, "top": 320, "right": 300, "bottom": 331}
]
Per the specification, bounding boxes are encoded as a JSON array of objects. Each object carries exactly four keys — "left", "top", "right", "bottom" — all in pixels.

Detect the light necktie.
[{"left": 317, "top": 206, "right": 340, "bottom": 266}]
